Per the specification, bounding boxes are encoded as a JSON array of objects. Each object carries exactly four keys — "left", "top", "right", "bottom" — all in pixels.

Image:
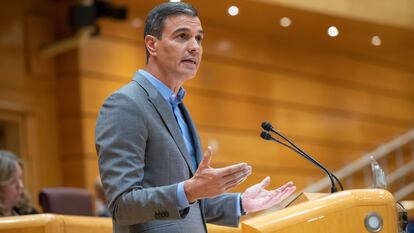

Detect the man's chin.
[{"left": 179, "top": 70, "right": 198, "bottom": 80}]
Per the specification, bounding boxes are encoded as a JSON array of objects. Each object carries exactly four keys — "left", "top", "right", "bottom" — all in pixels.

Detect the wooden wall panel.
[
  {"left": 100, "top": 18, "right": 414, "bottom": 95},
  {"left": 0, "top": 0, "right": 62, "bottom": 208},
  {"left": 185, "top": 94, "right": 406, "bottom": 145},
  {"left": 78, "top": 75, "right": 124, "bottom": 113},
  {"left": 61, "top": 157, "right": 99, "bottom": 189},
  {"left": 197, "top": 131, "right": 365, "bottom": 169},
  {"left": 259, "top": 0, "right": 414, "bottom": 30},
  {"left": 78, "top": 38, "right": 414, "bottom": 125},
  {"left": 57, "top": 77, "right": 81, "bottom": 115},
  {"left": 59, "top": 117, "right": 84, "bottom": 156},
  {"left": 79, "top": 38, "right": 144, "bottom": 78},
  {"left": 77, "top": 74, "right": 407, "bottom": 149},
  {"left": 193, "top": 60, "right": 414, "bottom": 123}
]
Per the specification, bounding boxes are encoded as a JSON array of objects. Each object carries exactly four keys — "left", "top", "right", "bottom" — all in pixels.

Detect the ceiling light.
[
  {"left": 371, "top": 35, "right": 382, "bottom": 46},
  {"left": 131, "top": 18, "right": 142, "bottom": 28},
  {"left": 327, "top": 26, "right": 339, "bottom": 37},
  {"left": 170, "top": 0, "right": 181, "bottom": 2},
  {"left": 217, "top": 40, "right": 232, "bottom": 51},
  {"left": 280, "top": 17, "right": 292, "bottom": 27},
  {"left": 228, "top": 6, "right": 239, "bottom": 16}
]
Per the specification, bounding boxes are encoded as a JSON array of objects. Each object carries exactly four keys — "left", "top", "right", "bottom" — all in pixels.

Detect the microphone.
[
  {"left": 260, "top": 131, "right": 305, "bottom": 156},
  {"left": 260, "top": 122, "right": 343, "bottom": 193}
]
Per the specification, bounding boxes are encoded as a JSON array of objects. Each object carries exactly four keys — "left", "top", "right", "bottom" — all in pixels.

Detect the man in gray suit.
[{"left": 95, "top": 2, "right": 296, "bottom": 233}]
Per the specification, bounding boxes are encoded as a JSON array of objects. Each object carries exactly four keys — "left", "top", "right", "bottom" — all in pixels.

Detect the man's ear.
[{"left": 145, "top": 35, "right": 157, "bottom": 57}]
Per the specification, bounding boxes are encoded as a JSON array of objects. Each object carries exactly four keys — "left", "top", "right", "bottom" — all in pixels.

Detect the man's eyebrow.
[{"left": 172, "top": 27, "right": 204, "bottom": 35}]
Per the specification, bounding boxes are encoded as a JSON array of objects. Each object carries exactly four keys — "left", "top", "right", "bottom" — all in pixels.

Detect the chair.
[{"left": 39, "top": 187, "right": 93, "bottom": 216}]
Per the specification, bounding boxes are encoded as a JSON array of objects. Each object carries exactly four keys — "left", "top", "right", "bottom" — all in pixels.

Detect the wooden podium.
[
  {"left": 0, "top": 189, "right": 398, "bottom": 233},
  {"left": 242, "top": 189, "right": 398, "bottom": 233}
]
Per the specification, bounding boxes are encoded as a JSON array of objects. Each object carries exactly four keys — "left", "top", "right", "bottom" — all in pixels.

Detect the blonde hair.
[{"left": 0, "top": 151, "right": 34, "bottom": 216}]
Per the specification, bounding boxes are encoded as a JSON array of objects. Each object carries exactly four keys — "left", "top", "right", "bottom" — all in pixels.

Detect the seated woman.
[{"left": 0, "top": 150, "right": 37, "bottom": 216}]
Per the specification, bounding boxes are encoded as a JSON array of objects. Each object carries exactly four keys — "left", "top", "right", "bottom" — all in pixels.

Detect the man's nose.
[{"left": 188, "top": 38, "right": 201, "bottom": 52}]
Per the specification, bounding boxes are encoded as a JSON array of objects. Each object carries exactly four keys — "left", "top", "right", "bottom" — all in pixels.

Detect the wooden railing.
[
  {"left": 0, "top": 214, "right": 242, "bottom": 233},
  {"left": 304, "top": 129, "right": 414, "bottom": 200},
  {"left": 0, "top": 214, "right": 111, "bottom": 233}
]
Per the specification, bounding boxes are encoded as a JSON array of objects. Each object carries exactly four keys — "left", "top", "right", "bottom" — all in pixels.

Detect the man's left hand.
[{"left": 241, "top": 177, "right": 296, "bottom": 213}]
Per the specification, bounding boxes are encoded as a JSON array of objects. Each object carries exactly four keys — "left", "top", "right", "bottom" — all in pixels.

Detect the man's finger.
[
  {"left": 259, "top": 176, "right": 271, "bottom": 189},
  {"left": 270, "top": 186, "right": 296, "bottom": 204},
  {"left": 224, "top": 168, "right": 251, "bottom": 188},
  {"left": 218, "top": 163, "right": 250, "bottom": 177},
  {"left": 198, "top": 146, "right": 213, "bottom": 169},
  {"left": 267, "top": 188, "right": 294, "bottom": 207},
  {"left": 278, "top": 181, "right": 294, "bottom": 191},
  {"left": 279, "top": 186, "right": 296, "bottom": 200},
  {"left": 223, "top": 174, "right": 249, "bottom": 192}
]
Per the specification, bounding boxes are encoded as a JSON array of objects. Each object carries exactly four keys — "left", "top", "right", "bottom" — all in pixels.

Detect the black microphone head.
[
  {"left": 260, "top": 131, "right": 272, "bottom": 140},
  {"left": 261, "top": 121, "right": 273, "bottom": 131}
]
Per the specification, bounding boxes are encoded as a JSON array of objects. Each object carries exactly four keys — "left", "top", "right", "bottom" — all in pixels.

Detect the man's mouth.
[{"left": 181, "top": 59, "right": 197, "bottom": 65}]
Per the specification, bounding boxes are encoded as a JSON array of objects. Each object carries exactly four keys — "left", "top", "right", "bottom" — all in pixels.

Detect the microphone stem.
[{"left": 270, "top": 130, "right": 342, "bottom": 192}]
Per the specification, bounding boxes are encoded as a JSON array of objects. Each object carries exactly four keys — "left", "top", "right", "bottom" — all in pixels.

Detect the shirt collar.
[{"left": 137, "top": 69, "right": 186, "bottom": 108}]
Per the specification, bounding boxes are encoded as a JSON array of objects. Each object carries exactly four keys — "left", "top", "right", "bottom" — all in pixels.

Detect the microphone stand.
[{"left": 260, "top": 123, "right": 343, "bottom": 193}]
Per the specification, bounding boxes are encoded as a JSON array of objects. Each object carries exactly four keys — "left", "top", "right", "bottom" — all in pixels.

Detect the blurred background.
[{"left": 0, "top": 0, "right": 413, "bottom": 211}]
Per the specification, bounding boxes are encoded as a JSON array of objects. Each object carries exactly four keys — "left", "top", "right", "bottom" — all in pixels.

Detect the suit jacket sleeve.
[
  {"left": 95, "top": 92, "right": 185, "bottom": 225},
  {"left": 203, "top": 193, "right": 240, "bottom": 227}
]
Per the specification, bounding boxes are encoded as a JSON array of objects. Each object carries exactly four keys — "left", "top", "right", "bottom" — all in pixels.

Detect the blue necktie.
[{"left": 169, "top": 89, "right": 197, "bottom": 171}]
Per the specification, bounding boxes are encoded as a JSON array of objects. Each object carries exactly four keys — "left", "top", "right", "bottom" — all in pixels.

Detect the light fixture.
[
  {"left": 217, "top": 40, "right": 232, "bottom": 51},
  {"left": 280, "top": 17, "right": 292, "bottom": 27},
  {"left": 371, "top": 35, "right": 382, "bottom": 46},
  {"left": 169, "top": 0, "right": 181, "bottom": 2},
  {"left": 327, "top": 26, "right": 339, "bottom": 37},
  {"left": 228, "top": 6, "right": 239, "bottom": 16},
  {"left": 131, "top": 17, "right": 142, "bottom": 28}
]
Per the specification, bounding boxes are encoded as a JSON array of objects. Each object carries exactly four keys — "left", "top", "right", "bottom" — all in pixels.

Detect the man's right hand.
[{"left": 184, "top": 147, "right": 252, "bottom": 203}]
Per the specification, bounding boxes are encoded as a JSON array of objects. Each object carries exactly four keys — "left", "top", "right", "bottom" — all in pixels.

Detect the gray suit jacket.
[{"left": 95, "top": 73, "right": 240, "bottom": 233}]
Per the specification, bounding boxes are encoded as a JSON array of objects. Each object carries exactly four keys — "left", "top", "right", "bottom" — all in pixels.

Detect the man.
[{"left": 95, "top": 2, "right": 295, "bottom": 233}]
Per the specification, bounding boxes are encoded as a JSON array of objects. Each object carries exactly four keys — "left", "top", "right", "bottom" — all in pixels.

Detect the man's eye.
[
  {"left": 178, "top": 34, "right": 187, "bottom": 39},
  {"left": 196, "top": 36, "right": 203, "bottom": 42}
]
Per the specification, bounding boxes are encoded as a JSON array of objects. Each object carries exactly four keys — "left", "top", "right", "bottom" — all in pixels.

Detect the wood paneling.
[
  {"left": 0, "top": 0, "right": 61, "bottom": 209},
  {"left": 259, "top": 0, "right": 414, "bottom": 30},
  {"left": 75, "top": 40, "right": 413, "bottom": 124},
  {"left": 76, "top": 36, "right": 414, "bottom": 122},
  {"left": 186, "top": 94, "right": 406, "bottom": 146},
  {"left": 62, "top": 157, "right": 99, "bottom": 191},
  {"left": 81, "top": 36, "right": 414, "bottom": 101}
]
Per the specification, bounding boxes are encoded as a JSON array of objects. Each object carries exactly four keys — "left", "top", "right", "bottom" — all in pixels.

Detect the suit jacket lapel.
[{"left": 132, "top": 74, "right": 196, "bottom": 175}]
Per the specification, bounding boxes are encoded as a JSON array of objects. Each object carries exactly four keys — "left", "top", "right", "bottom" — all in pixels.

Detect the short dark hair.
[{"left": 144, "top": 2, "right": 198, "bottom": 63}]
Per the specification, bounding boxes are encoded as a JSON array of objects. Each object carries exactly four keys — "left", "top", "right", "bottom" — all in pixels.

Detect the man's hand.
[
  {"left": 184, "top": 147, "right": 252, "bottom": 203},
  {"left": 241, "top": 177, "right": 296, "bottom": 213}
]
